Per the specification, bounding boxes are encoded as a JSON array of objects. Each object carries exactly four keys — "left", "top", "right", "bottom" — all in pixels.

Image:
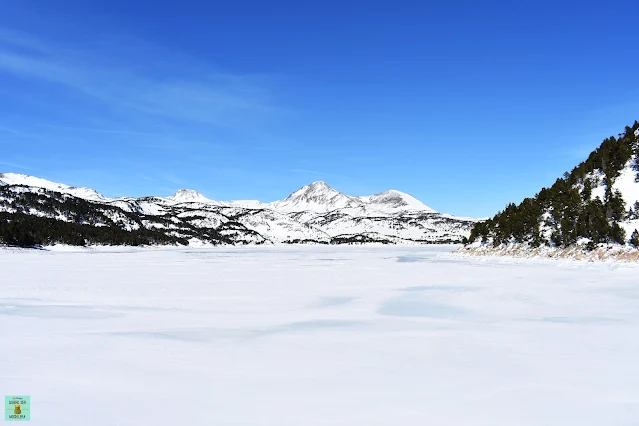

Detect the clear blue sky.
[{"left": 1, "top": 1, "right": 638, "bottom": 217}]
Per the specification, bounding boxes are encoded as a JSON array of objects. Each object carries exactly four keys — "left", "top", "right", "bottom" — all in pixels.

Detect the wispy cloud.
[
  {"left": 0, "top": 27, "right": 279, "bottom": 127},
  {"left": 0, "top": 125, "right": 28, "bottom": 136},
  {"left": 34, "top": 124, "right": 161, "bottom": 137},
  {"left": 0, "top": 26, "right": 296, "bottom": 195},
  {"left": 0, "top": 160, "right": 29, "bottom": 170}
]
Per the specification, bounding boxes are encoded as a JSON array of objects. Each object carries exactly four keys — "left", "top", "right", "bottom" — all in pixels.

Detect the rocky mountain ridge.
[{"left": 0, "top": 174, "right": 477, "bottom": 247}]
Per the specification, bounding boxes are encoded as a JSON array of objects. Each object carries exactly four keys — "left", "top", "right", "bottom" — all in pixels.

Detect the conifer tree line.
[
  {"left": 0, "top": 187, "right": 241, "bottom": 247},
  {"left": 465, "top": 121, "right": 639, "bottom": 250},
  {"left": 0, "top": 212, "right": 186, "bottom": 247}
]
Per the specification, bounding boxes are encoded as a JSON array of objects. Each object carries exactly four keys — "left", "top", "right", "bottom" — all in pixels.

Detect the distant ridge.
[
  {"left": 0, "top": 174, "right": 438, "bottom": 215},
  {"left": 269, "top": 181, "right": 436, "bottom": 214},
  {"left": 0, "top": 174, "right": 476, "bottom": 247}
]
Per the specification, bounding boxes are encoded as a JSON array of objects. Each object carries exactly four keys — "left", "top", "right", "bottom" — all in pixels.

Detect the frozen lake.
[{"left": 1, "top": 245, "right": 638, "bottom": 425}]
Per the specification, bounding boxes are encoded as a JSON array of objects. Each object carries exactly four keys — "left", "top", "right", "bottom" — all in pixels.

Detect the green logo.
[{"left": 5, "top": 396, "right": 30, "bottom": 421}]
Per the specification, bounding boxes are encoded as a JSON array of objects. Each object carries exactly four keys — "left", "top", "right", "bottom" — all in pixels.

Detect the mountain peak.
[
  {"left": 287, "top": 181, "right": 339, "bottom": 198},
  {"left": 271, "top": 181, "right": 360, "bottom": 212},
  {"left": 293, "top": 181, "right": 332, "bottom": 194},
  {"left": 271, "top": 181, "right": 437, "bottom": 214},
  {"left": 168, "top": 189, "right": 211, "bottom": 203},
  {"left": 359, "top": 190, "right": 436, "bottom": 213}
]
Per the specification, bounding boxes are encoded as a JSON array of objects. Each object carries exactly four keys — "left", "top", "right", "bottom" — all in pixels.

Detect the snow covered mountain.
[
  {"left": 167, "top": 189, "right": 215, "bottom": 204},
  {"left": 270, "top": 181, "right": 362, "bottom": 213},
  {"left": 0, "top": 173, "right": 478, "bottom": 246},
  {"left": 0, "top": 173, "right": 107, "bottom": 202},
  {"left": 359, "top": 190, "right": 436, "bottom": 213},
  {"left": 270, "top": 181, "right": 436, "bottom": 215}
]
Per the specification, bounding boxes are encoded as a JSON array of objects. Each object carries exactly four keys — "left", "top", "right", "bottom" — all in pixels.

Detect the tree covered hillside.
[
  {"left": 465, "top": 121, "right": 639, "bottom": 250},
  {"left": 0, "top": 186, "right": 246, "bottom": 247}
]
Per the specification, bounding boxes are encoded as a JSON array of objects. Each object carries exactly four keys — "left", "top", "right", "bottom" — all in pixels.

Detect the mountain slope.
[
  {"left": 358, "top": 190, "right": 436, "bottom": 213},
  {"left": 270, "top": 181, "right": 363, "bottom": 213},
  {"left": 0, "top": 173, "right": 107, "bottom": 201},
  {"left": 464, "top": 121, "right": 639, "bottom": 252},
  {"left": 0, "top": 175, "right": 477, "bottom": 247}
]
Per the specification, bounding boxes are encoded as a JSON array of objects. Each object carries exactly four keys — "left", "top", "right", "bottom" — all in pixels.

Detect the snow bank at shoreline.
[{"left": 456, "top": 242, "right": 639, "bottom": 262}]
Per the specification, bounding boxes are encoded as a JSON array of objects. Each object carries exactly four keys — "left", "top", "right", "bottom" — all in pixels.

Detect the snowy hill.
[
  {"left": 464, "top": 121, "right": 639, "bottom": 256},
  {"left": 359, "top": 189, "right": 436, "bottom": 213},
  {"left": 167, "top": 189, "right": 216, "bottom": 204},
  {"left": 0, "top": 173, "right": 478, "bottom": 246},
  {"left": 0, "top": 173, "right": 107, "bottom": 202}
]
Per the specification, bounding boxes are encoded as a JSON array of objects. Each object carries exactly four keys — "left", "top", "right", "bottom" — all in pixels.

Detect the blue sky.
[{"left": 1, "top": 0, "right": 638, "bottom": 217}]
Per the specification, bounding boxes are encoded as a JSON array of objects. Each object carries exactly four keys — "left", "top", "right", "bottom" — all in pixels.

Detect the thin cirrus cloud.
[
  {"left": 35, "top": 124, "right": 163, "bottom": 137},
  {"left": 0, "top": 27, "right": 279, "bottom": 128},
  {"left": 0, "top": 160, "right": 29, "bottom": 170}
]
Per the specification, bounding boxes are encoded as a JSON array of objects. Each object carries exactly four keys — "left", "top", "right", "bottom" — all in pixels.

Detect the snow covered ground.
[{"left": 1, "top": 245, "right": 638, "bottom": 425}]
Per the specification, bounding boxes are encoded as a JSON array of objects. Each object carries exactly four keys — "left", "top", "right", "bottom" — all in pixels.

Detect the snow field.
[{"left": 1, "top": 245, "right": 638, "bottom": 425}]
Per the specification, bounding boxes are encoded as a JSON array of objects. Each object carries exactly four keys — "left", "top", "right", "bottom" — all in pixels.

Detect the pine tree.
[
  {"left": 611, "top": 223, "right": 626, "bottom": 245},
  {"left": 630, "top": 229, "right": 639, "bottom": 249},
  {"left": 582, "top": 179, "right": 592, "bottom": 202}
]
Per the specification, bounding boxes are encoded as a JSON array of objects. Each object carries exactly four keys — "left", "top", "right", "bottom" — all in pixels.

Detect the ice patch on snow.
[
  {"left": 378, "top": 295, "right": 467, "bottom": 318},
  {"left": 0, "top": 303, "right": 121, "bottom": 319}
]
